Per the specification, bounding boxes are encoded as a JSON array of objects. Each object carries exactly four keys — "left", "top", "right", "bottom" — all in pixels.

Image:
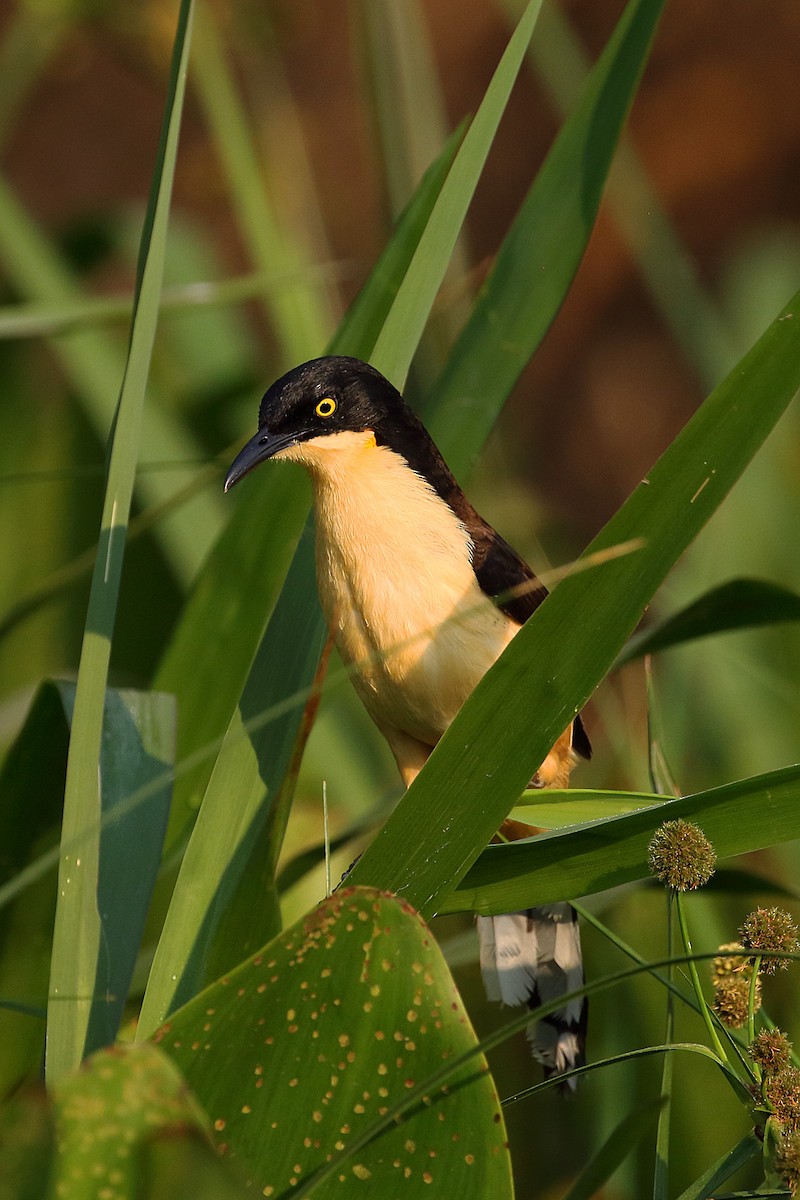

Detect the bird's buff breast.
[{"left": 297, "top": 437, "right": 515, "bottom": 746}]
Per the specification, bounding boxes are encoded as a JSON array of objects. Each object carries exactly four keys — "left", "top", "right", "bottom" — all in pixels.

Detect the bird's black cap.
[{"left": 224, "top": 356, "right": 420, "bottom": 492}]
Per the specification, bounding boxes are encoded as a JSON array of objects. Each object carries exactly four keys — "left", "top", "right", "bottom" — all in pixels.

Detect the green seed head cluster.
[
  {"left": 766, "top": 1067, "right": 800, "bottom": 1135},
  {"left": 711, "top": 942, "right": 750, "bottom": 984},
  {"left": 711, "top": 974, "right": 759, "bottom": 1029},
  {"left": 750, "top": 1029, "right": 794, "bottom": 1076},
  {"left": 710, "top": 942, "right": 761, "bottom": 1027},
  {"left": 647, "top": 820, "right": 716, "bottom": 891},
  {"left": 776, "top": 1130, "right": 800, "bottom": 1196},
  {"left": 739, "top": 907, "right": 799, "bottom": 975}
]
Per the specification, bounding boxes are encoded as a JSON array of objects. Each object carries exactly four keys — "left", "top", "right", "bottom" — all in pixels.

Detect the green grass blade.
[
  {"left": 618, "top": 577, "right": 800, "bottom": 665},
  {"left": 444, "top": 763, "right": 800, "bottom": 914},
  {"left": 155, "top": 465, "right": 310, "bottom": 842},
  {"left": 45, "top": 0, "right": 195, "bottom": 1083},
  {"left": 370, "top": 0, "right": 544, "bottom": 387},
  {"left": 138, "top": 530, "right": 327, "bottom": 1033},
  {"left": 516, "top": 0, "right": 738, "bottom": 389},
  {"left": 672, "top": 1132, "right": 762, "bottom": 1200},
  {"left": 347, "top": 288, "right": 800, "bottom": 914},
  {"left": 425, "top": 0, "right": 666, "bottom": 472}
]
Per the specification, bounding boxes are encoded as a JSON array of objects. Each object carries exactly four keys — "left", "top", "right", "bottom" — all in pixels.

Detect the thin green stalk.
[
  {"left": 653, "top": 898, "right": 674, "bottom": 1200},
  {"left": 747, "top": 954, "right": 762, "bottom": 1048},
  {"left": 675, "top": 890, "right": 731, "bottom": 1067}
]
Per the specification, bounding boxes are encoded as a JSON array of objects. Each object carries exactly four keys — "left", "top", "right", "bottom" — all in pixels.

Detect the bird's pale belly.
[{"left": 316, "top": 535, "right": 516, "bottom": 748}]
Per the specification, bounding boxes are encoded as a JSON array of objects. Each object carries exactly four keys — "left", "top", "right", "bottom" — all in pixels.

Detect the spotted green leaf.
[{"left": 158, "top": 887, "right": 512, "bottom": 1199}]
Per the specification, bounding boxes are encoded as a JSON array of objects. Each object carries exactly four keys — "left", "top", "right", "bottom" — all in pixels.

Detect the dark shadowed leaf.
[{"left": 618, "top": 576, "right": 800, "bottom": 665}]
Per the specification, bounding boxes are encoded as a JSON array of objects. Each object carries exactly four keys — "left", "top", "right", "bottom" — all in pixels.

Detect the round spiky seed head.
[
  {"left": 765, "top": 1068, "right": 800, "bottom": 1135},
  {"left": 711, "top": 942, "right": 751, "bottom": 985},
  {"left": 750, "top": 1029, "right": 793, "bottom": 1076},
  {"left": 739, "top": 908, "right": 799, "bottom": 975},
  {"left": 647, "top": 820, "right": 716, "bottom": 891},
  {"left": 776, "top": 1130, "right": 800, "bottom": 1196},
  {"left": 712, "top": 975, "right": 759, "bottom": 1028}
]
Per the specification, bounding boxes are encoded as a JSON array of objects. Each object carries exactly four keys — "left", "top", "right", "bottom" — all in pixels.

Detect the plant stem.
[{"left": 674, "top": 890, "right": 730, "bottom": 1067}]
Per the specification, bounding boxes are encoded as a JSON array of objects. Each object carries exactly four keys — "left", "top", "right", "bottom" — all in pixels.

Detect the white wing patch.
[{"left": 478, "top": 903, "right": 586, "bottom": 1086}]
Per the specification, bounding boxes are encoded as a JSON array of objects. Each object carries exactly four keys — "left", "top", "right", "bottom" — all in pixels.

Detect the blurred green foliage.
[{"left": 0, "top": 0, "right": 799, "bottom": 1196}]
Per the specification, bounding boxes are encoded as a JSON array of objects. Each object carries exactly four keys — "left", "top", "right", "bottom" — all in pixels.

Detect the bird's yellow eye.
[{"left": 315, "top": 397, "right": 337, "bottom": 418}]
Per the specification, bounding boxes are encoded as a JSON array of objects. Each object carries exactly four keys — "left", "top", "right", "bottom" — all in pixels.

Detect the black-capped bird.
[{"left": 225, "top": 355, "right": 590, "bottom": 1082}]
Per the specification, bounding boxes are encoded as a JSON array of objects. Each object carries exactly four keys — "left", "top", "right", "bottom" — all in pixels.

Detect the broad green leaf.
[
  {"left": 46, "top": 1, "right": 195, "bottom": 1083},
  {"left": 425, "top": 0, "right": 667, "bottom": 473},
  {"left": 51, "top": 1042, "right": 249, "bottom": 1200},
  {"left": 346, "top": 286, "right": 800, "bottom": 915},
  {"left": 88, "top": 689, "right": 175, "bottom": 1050},
  {"left": 47, "top": 686, "right": 175, "bottom": 1065},
  {"left": 443, "top": 762, "right": 800, "bottom": 914},
  {"left": 618, "top": 577, "right": 800, "bottom": 665},
  {"left": 158, "top": 888, "right": 512, "bottom": 1200}
]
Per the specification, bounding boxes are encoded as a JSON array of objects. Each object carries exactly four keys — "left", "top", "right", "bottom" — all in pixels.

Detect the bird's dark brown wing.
[{"left": 461, "top": 508, "right": 592, "bottom": 761}]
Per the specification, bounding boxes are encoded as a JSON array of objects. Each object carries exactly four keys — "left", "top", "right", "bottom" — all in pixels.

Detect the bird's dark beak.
[{"left": 224, "top": 427, "right": 304, "bottom": 492}]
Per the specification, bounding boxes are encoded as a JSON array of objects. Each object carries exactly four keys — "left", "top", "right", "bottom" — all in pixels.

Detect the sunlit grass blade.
[
  {"left": 425, "top": 0, "right": 666, "bottom": 471},
  {"left": 618, "top": 577, "right": 800, "bottom": 666},
  {"left": 510, "top": 787, "right": 665, "bottom": 829},
  {"left": 444, "top": 763, "right": 800, "bottom": 915},
  {"left": 370, "top": 0, "right": 544, "bottom": 387},
  {"left": 45, "top": 0, "right": 195, "bottom": 1084},
  {"left": 346, "top": 286, "right": 800, "bottom": 915},
  {"left": 354, "top": 0, "right": 472, "bottom": 363}
]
